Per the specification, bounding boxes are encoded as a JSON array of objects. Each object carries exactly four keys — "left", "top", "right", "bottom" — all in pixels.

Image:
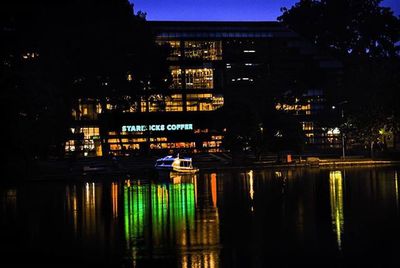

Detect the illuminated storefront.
[
  {"left": 68, "top": 21, "right": 341, "bottom": 157},
  {"left": 99, "top": 112, "right": 225, "bottom": 155}
]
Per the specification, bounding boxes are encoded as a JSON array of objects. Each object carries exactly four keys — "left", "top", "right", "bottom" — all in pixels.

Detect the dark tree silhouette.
[
  {"left": 0, "top": 0, "right": 170, "bottom": 164},
  {"left": 279, "top": 0, "right": 400, "bottom": 153}
]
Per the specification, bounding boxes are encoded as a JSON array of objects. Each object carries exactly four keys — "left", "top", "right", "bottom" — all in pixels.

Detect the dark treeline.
[
  {"left": 220, "top": 1, "right": 400, "bottom": 158},
  {"left": 279, "top": 0, "right": 400, "bottom": 155},
  {"left": 0, "top": 0, "right": 170, "bottom": 164}
]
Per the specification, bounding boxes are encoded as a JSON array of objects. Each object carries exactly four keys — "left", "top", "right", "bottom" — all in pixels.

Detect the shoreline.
[{"left": 2, "top": 157, "right": 400, "bottom": 183}]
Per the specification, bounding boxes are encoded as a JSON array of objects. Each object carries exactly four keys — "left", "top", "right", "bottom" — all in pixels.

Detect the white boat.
[{"left": 155, "top": 155, "right": 199, "bottom": 173}]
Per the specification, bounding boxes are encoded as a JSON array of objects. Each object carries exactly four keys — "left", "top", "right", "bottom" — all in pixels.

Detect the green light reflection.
[{"left": 123, "top": 178, "right": 196, "bottom": 257}]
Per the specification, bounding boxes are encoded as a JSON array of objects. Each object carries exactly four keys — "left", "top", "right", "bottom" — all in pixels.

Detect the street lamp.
[
  {"left": 332, "top": 101, "right": 348, "bottom": 159},
  {"left": 338, "top": 101, "right": 348, "bottom": 159}
]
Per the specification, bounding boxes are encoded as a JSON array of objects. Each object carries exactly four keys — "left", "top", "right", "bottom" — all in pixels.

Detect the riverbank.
[{"left": 2, "top": 153, "right": 400, "bottom": 182}]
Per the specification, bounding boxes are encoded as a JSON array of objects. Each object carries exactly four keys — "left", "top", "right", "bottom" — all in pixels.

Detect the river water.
[{"left": 1, "top": 167, "right": 400, "bottom": 267}]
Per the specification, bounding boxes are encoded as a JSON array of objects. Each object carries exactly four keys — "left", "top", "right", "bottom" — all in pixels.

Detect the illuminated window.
[
  {"left": 66, "top": 127, "right": 102, "bottom": 156},
  {"left": 96, "top": 104, "right": 102, "bottom": 114},
  {"left": 302, "top": 122, "right": 314, "bottom": 131},
  {"left": 22, "top": 52, "right": 39, "bottom": 60},
  {"left": 165, "top": 94, "right": 183, "bottom": 112},
  {"left": 110, "top": 143, "right": 140, "bottom": 151},
  {"left": 208, "top": 148, "right": 223, "bottom": 153},
  {"left": 170, "top": 67, "right": 214, "bottom": 90},
  {"left": 149, "top": 142, "right": 195, "bottom": 150},
  {"left": 202, "top": 141, "right": 222, "bottom": 148},
  {"left": 81, "top": 127, "right": 100, "bottom": 139},
  {"left": 185, "top": 68, "right": 213, "bottom": 89},
  {"left": 186, "top": 94, "right": 224, "bottom": 111},
  {"left": 327, "top": 128, "right": 341, "bottom": 136},
  {"left": 78, "top": 100, "right": 101, "bottom": 120},
  {"left": 170, "top": 67, "right": 183, "bottom": 89},
  {"left": 142, "top": 95, "right": 168, "bottom": 112},
  {"left": 65, "top": 140, "right": 76, "bottom": 152},
  {"left": 184, "top": 41, "right": 222, "bottom": 60},
  {"left": 276, "top": 103, "right": 311, "bottom": 115},
  {"left": 149, "top": 137, "right": 168, "bottom": 142},
  {"left": 108, "top": 138, "right": 129, "bottom": 143},
  {"left": 110, "top": 144, "right": 122, "bottom": 151},
  {"left": 157, "top": 40, "right": 181, "bottom": 60},
  {"left": 194, "top": 128, "right": 210, "bottom": 134},
  {"left": 132, "top": 138, "right": 147, "bottom": 143}
]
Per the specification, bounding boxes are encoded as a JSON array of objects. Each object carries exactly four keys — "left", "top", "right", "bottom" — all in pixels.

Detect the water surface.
[{"left": 1, "top": 167, "right": 400, "bottom": 267}]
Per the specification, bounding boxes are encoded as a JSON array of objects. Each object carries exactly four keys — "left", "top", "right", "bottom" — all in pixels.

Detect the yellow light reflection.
[
  {"left": 83, "top": 182, "right": 97, "bottom": 237},
  {"left": 248, "top": 170, "right": 254, "bottom": 200},
  {"left": 395, "top": 171, "right": 399, "bottom": 213},
  {"left": 112, "top": 182, "right": 118, "bottom": 218},
  {"left": 248, "top": 170, "right": 254, "bottom": 212},
  {"left": 329, "top": 170, "right": 344, "bottom": 251},
  {"left": 194, "top": 175, "right": 198, "bottom": 207},
  {"left": 3, "top": 188, "right": 17, "bottom": 221},
  {"left": 66, "top": 185, "right": 78, "bottom": 236}
]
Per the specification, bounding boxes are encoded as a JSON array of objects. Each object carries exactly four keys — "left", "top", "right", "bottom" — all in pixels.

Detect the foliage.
[
  {"left": 279, "top": 0, "right": 400, "bottom": 58},
  {"left": 0, "top": 0, "right": 169, "bottom": 161},
  {"left": 263, "top": 112, "right": 305, "bottom": 154},
  {"left": 221, "top": 100, "right": 262, "bottom": 154},
  {"left": 279, "top": 0, "right": 400, "bottom": 151}
]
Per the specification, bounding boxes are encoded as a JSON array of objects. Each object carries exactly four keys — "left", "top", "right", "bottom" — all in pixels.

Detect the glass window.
[
  {"left": 186, "top": 93, "right": 224, "bottom": 111},
  {"left": 157, "top": 40, "right": 181, "bottom": 60},
  {"left": 185, "top": 68, "right": 213, "bottom": 89},
  {"left": 184, "top": 41, "right": 222, "bottom": 60},
  {"left": 170, "top": 67, "right": 182, "bottom": 89},
  {"left": 302, "top": 122, "right": 314, "bottom": 131},
  {"left": 165, "top": 94, "right": 183, "bottom": 112}
]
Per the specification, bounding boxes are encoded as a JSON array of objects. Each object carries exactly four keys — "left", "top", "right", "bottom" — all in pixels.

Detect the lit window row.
[
  {"left": 276, "top": 103, "right": 311, "bottom": 115},
  {"left": 65, "top": 139, "right": 102, "bottom": 156},
  {"left": 301, "top": 122, "right": 314, "bottom": 131},
  {"left": 170, "top": 68, "right": 214, "bottom": 89},
  {"left": 186, "top": 94, "right": 224, "bottom": 111},
  {"left": 139, "top": 94, "right": 223, "bottom": 112},
  {"left": 231, "top": 77, "right": 254, "bottom": 82},
  {"left": 184, "top": 41, "right": 222, "bottom": 60},
  {"left": 70, "top": 127, "right": 100, "bottom": 139},
  {"left": 157, "top": 31, "right": 273, "bottom": 38},
  {"left": 22, "top": 52, "right": 39, "bottom": 60},
  {"left": 149, "top": 142, "right": 196, "bottom": 150},
  {"left": 203, "top": 141, "right": 222, "bottom": 148}
]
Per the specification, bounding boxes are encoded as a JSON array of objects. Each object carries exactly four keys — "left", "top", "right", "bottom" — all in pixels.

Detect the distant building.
[{"left": 66, "top": 21, "right": 342, "bottom": 157}]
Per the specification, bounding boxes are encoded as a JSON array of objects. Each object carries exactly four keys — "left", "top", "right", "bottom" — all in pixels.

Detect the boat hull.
[{"left": 156, "top": 166, "right": 199, "bottom": 174}]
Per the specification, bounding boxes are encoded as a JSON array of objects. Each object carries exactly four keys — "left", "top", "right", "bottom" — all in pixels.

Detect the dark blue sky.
[{"left": 131, "top": 0, "right": 400, "bottom": 21}]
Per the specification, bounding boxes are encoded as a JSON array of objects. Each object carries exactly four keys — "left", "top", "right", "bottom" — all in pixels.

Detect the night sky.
[{"left": 131, "top": 0, "right": 400, "bottom": 21}]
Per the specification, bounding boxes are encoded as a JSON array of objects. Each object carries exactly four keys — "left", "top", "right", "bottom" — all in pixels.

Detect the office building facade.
[{"left": 65, "top": 21, "right": 342, "bottom": 157}]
